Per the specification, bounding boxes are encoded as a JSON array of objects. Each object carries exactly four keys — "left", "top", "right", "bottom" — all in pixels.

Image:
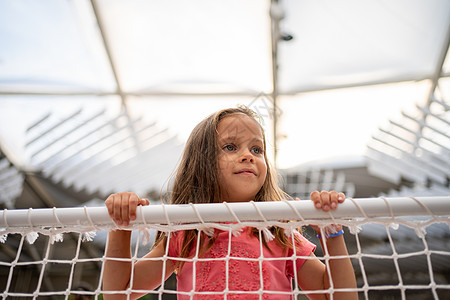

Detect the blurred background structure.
[{"left": 0, "top": 0, "right": 449, "bottom": 298}]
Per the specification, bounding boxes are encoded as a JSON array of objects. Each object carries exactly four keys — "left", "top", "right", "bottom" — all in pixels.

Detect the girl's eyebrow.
[
  {"left": 218, "top": 136, "right": 237, "bottom": 143},
  {"left": 219, "top": 136, "right": 263, "bottom": 143},
  {"left": 248, "top": 136, "right": 264, "bottom": 144}
]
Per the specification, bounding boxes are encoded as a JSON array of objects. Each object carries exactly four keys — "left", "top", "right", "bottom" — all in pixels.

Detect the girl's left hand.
[
  {"left": 310, "top": 190, "right": 345, "bottom": 212},
  {"left": 296, "top": 190, "right": 346, "bottom": 234}
]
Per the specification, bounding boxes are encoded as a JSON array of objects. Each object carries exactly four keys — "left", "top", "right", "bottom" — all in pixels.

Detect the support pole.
[{"left": 1, "top": 197, "right": 449, "bottom": 231}]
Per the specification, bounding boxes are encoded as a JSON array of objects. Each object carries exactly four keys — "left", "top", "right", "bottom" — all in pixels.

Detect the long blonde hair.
[{"left": 155, "top": 106, "right": 299, "bottom": 268}]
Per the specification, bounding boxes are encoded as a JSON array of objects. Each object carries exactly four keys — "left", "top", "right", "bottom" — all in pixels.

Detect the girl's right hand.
[{"left": 105, "top": 192, "right": 150, "bottom": 226}]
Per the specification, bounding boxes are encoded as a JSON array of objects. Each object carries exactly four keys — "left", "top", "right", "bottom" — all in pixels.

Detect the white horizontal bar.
[{"left": 1, "top": 197, "right": 449, "bottom": 230}]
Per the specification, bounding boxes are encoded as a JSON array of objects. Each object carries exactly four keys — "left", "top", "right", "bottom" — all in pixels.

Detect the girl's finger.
[
  {"left": 320, "top": 190, "right": 331, "bottom": 211},
  {"left": 140, "top": 198, "right": 150, "bottom": 206},
  {"left": 128, "top": 193, "right": 139, "bottom": 222},
  {"left": 338, "top": 192, "right": 346, "bottom": 203},
  {"left": 113, "top": 194, "right": 122, "bottom": 225},
  {"left": 310, "top": 190, "right": 321, "bottom": 209},
  {"left": 121, "top": 193, "right": 131, "bottom": 227},
  {"left": 329, "top": 190, "right": 338, "bottom": 210}
]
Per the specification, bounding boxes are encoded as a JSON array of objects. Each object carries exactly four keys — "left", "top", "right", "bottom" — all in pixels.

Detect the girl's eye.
[
  {"left": 224, "top": 144, "right": 236, "bottom": 151},
  {"left": 251, "top": 147, "right": 263, "bottom": 154}
]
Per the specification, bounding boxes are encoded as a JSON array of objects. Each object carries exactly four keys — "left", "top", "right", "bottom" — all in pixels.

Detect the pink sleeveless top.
[{"left": 168, "top": 227, "right": 316, "bottom": 299}]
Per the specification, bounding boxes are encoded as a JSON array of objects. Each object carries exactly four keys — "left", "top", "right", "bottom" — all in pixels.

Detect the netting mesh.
[{"left": 1, "top": 197, "right": 450, "bottom": 299}]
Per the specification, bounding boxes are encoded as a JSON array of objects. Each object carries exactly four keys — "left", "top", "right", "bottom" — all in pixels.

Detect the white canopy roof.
[{"left": 0, "top": 0, "right": 449, "bottom": 196}]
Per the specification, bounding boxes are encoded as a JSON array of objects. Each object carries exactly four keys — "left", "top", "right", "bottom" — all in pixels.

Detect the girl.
[{"left": 103, "top": 106, "right": 357, "bottom": 300}]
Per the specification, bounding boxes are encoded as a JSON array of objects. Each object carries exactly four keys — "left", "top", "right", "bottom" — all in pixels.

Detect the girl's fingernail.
[
  {"left": 315, "top": 202, "right": 321, "bottom": 208},
  {"left": 331, "top": 202, "right": 337, "bottom": 209},
  {"left": 323, "top": 205, "right": 329, "bottom": 211}
]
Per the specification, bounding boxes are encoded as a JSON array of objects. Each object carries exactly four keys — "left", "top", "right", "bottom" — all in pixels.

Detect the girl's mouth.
[{"left": 235, "top": 168, "right": 256, "bottom": 176}]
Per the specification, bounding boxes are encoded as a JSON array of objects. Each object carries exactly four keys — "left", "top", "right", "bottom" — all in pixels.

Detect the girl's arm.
[
  {"left": 102, "top": 192, "right": 175, "bottom": 300},
  {"left": 297, "top": 191, "right": 357, "bottom": 300}
]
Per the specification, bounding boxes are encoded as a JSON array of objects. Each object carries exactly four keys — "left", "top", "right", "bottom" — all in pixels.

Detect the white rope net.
[{"left": 1, "top": 196, "right": 449, "bottom": 299}]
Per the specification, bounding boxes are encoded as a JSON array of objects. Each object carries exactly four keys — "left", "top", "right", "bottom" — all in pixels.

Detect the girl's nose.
[{"left": 239, "top": 150, "right": 254, "bottom": 163}]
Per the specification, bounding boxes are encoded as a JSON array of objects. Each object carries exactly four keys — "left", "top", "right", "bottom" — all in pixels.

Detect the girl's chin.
[
  {"left": 222, "top": 194, "right": 258, "bottom": 203},
  {"left": 220, "top": 186, "right": 261, "bottom": 202}
]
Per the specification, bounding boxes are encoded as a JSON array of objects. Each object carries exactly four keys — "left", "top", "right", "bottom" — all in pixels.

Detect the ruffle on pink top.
[{"left": 168, "top": 227, "right": 316, "bottom": 299}]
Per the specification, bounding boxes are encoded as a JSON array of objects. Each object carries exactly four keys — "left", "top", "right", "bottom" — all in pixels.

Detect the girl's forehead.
[{"left": 217, "top": 114, "right": 263, "bottom": 140}]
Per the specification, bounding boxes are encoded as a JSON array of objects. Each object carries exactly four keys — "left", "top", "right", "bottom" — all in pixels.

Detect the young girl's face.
[{"left": 217, "top": 114, "right": 267, "bottom": 202}]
